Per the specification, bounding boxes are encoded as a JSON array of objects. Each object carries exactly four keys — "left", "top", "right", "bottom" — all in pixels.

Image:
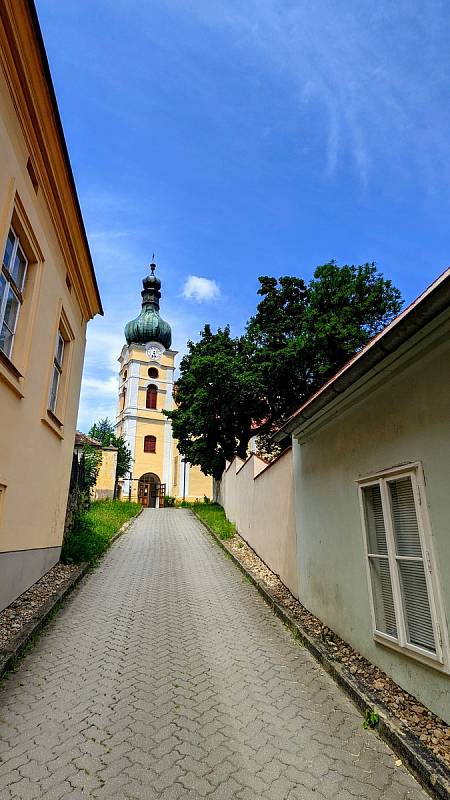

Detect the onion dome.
[{"left": 124, "top": 261, "right": 172, "bottom": 349}]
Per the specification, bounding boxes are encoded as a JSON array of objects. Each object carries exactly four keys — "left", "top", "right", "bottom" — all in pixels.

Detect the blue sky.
[{"left": 36, "top": 0, "right": 450, "bottom": 431}]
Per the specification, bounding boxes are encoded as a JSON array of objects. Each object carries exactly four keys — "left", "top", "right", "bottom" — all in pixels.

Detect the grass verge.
[
  {"left": 188, "top": 502, "right": 236, "bottom": 540},
  {"left": 61, "top": 500, "right": 141, "bottom": 564}
]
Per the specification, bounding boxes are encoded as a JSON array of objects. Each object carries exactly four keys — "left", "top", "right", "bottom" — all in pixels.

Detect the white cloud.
[{"left": 182, "top": 275, "right": 220, "bottom": 303}]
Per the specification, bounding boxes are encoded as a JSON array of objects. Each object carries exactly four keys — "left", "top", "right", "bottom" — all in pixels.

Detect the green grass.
[
  {"left": 189, "top": 502, "right": 236, "bottom": 540},
  {"left": 61, "top": 500, "right": 141, "bottom": 564}
]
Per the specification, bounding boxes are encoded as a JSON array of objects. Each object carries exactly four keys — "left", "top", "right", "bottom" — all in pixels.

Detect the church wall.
[
  {"left": 133, "top": 417, "right": 166, "bottom": 487},
  {"left": 117, "top": 345, "right": 177, "bottom": 499},
  {"left": 187, "top": 465, "right": 214, "bottom": 503},
  {"left": 116, "top": 311, "right": 212, "bottom": 505}
]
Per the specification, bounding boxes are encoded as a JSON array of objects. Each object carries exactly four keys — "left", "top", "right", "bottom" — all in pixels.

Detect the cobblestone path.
[{"left": 0, "top": 509, "right": 428, "bottom": 800}]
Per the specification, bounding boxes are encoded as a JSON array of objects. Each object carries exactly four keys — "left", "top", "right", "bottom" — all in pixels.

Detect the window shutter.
[
  {"left": 389, "top": 477, "right": 436, "bottom": 653},
  {"left": 363, "top": 485, "right": 397, "bottom": 638}
]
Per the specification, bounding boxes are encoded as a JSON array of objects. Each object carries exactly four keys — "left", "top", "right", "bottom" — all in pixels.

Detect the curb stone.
[
  {"left": 0, "top": 505, "right": 144, "bottom": 682},
  {"left": 191, "top": 510, "right": 450, "bottom": 800},
  {"left": 0, "top": 563, "right": 88, "bottom": 681}
]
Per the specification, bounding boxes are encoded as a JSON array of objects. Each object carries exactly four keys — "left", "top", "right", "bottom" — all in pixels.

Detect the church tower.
[{"left": 116, "top": 261, "right": 212, "bottom": 505}]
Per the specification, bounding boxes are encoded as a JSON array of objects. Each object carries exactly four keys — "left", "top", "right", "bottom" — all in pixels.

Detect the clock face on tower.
[{"left": 145, "top": 341, "right": 165, "bottom": 361}]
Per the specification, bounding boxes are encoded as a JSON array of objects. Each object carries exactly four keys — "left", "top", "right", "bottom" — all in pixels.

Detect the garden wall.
[{"left": 218, "top": 448, "right": 298, "bottom": 598}]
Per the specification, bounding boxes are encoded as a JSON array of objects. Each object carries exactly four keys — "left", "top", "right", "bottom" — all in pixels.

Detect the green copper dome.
[{"left": 124, "top": 262, "right": 172, "bottom": 349}]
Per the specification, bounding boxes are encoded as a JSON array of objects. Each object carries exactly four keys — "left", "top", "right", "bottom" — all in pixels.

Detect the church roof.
[{"left": 124, "top": 262, "right": 172, "bottom": 349}]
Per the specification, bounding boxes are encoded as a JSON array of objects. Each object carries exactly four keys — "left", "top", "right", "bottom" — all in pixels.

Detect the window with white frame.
[
  {"left": 359, "top": 465, "right": 444, "bottom": 663},
  {"left": 48, "top": 329, "right": 65, "bottom": 414},
  {"left": 0, "top": 227, "right": 28, "bottom": 359}
]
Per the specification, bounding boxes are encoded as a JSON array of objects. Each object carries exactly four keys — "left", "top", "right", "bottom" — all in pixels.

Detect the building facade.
[
  {"left": 216, "top": 267, "right": 450, "bottom": 723},
  {"left": 0, "top": 1, "right": 102, "bottom": 610},
  {"left": 278, "top": 267, "right": 450, "bottom": 723},
  {"left": 116, "top": 262, "right": 212, "bottom": 505}
]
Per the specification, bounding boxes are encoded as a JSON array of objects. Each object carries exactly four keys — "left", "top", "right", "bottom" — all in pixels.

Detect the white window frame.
[
  {"left": 358, "top": 462, "right": 447, "bottom": 668},
  {"left": 0, "top": 226, "right": 28, "bottom": 359},
  {"left": 48, "top": 329, "right": 65, "bottom": 414}
]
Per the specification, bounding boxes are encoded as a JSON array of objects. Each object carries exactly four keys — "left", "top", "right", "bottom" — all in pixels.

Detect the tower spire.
[{"left": 124, "top": 260, "right": 172, "bottom": 349}]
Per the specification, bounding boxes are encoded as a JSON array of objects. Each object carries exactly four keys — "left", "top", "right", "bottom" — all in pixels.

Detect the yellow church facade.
[{"left": 115, "top": 263, "right": 212, "bottom": 505}]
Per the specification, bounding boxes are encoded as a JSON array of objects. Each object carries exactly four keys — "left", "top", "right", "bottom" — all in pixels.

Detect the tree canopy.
[
  {"left": 88, "top": 418, "right": 132, "bottom": 479},
  {"left": 167, "top": 326, "right": 268, "bottom": 479},
  {"left": 165, "top": 261, "right": 403, "bottom": 479}
]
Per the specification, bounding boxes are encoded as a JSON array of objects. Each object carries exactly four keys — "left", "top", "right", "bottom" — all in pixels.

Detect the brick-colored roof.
[{"left": 74, "top": 431, "right": 102, "bottom": 448}]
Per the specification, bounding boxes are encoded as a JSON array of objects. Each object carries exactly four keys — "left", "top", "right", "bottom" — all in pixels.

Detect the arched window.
[
  {"left": 144, "top": 435, "right": 156, "bottom": 453},
  {"left": 148, "top": 367, "right": 159, "bottom": 378},
  {"left": 146, "top": 384, "right": 157, "bottom": 409},
  {"left": 123, "top": 369, "right": 127, "bottom": 380}
]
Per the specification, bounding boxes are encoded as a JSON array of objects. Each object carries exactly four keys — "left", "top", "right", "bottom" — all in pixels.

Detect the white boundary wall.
[{"left": 218, "top": 448, "right": 298, "bottom": 598}]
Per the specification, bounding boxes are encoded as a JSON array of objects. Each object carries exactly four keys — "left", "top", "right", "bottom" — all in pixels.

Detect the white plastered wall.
[
  {"left": 219, "top": 450, "right": 298, "bottom": 598},
  {"left": 292, "top": 325, "right": 450, "bottom": 722}
]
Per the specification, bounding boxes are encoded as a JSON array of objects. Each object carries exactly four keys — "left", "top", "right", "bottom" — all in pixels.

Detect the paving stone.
[{"left": 0, "top": 509, "right": 429, "bottom": 799}]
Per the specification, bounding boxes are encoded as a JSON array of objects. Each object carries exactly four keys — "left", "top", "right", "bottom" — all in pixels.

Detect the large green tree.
[
  {"left": 246, "top": 261, "right": 402, "bottom": 427},
  {"left": 166, "top": 262, "right": 402, "bottom": 477},
  {"left": 165, "top": 326, "right": 268, "bottom": 479},
  {"left": 89, "top": 418, "right": 132, "bottom": 480}
]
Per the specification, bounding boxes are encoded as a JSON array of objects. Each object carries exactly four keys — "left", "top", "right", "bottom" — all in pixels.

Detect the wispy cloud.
[
  {"left": 182, "top": 275, "right": 221, "bottom": 302},
  {"left": 165, "top": 0, "right": 450, "bottom": 187}
]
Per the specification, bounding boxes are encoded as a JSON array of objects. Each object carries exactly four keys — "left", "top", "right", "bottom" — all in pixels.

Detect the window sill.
[
  {"left": 42, "top": 409, "right": 64, "bottom": 439},
  {"left": 0, "top": 350, "right": 24, "bottom": 398},
  {"left": 374, "top": 632, "right": 448, "bottom": 673}
]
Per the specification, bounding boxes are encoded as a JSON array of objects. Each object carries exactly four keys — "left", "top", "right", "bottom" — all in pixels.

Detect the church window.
[
  {"left": 148, "top": 367, "right": 158, "bottom": 378},
  {"left": 144, "top": 435, "right": 156, "bottom": 453},
  {"left": 123, "top": 369, "right": 127, "bottom": 380},
  {"left": 146, "top": 384, "right": 157, "bottom": 409}
]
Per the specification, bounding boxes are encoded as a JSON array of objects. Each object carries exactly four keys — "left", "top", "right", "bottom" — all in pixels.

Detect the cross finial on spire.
[{"left": 150, "top": 254, "right": 156, "bottom": 275}]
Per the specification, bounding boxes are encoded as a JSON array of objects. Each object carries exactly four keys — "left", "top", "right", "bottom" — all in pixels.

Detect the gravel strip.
[
  {"left": 227, "top": 532, "right": 450, "bottom": 770},
  {"left": 0, "top": 563, "right": 79, "bottom": 650}
]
